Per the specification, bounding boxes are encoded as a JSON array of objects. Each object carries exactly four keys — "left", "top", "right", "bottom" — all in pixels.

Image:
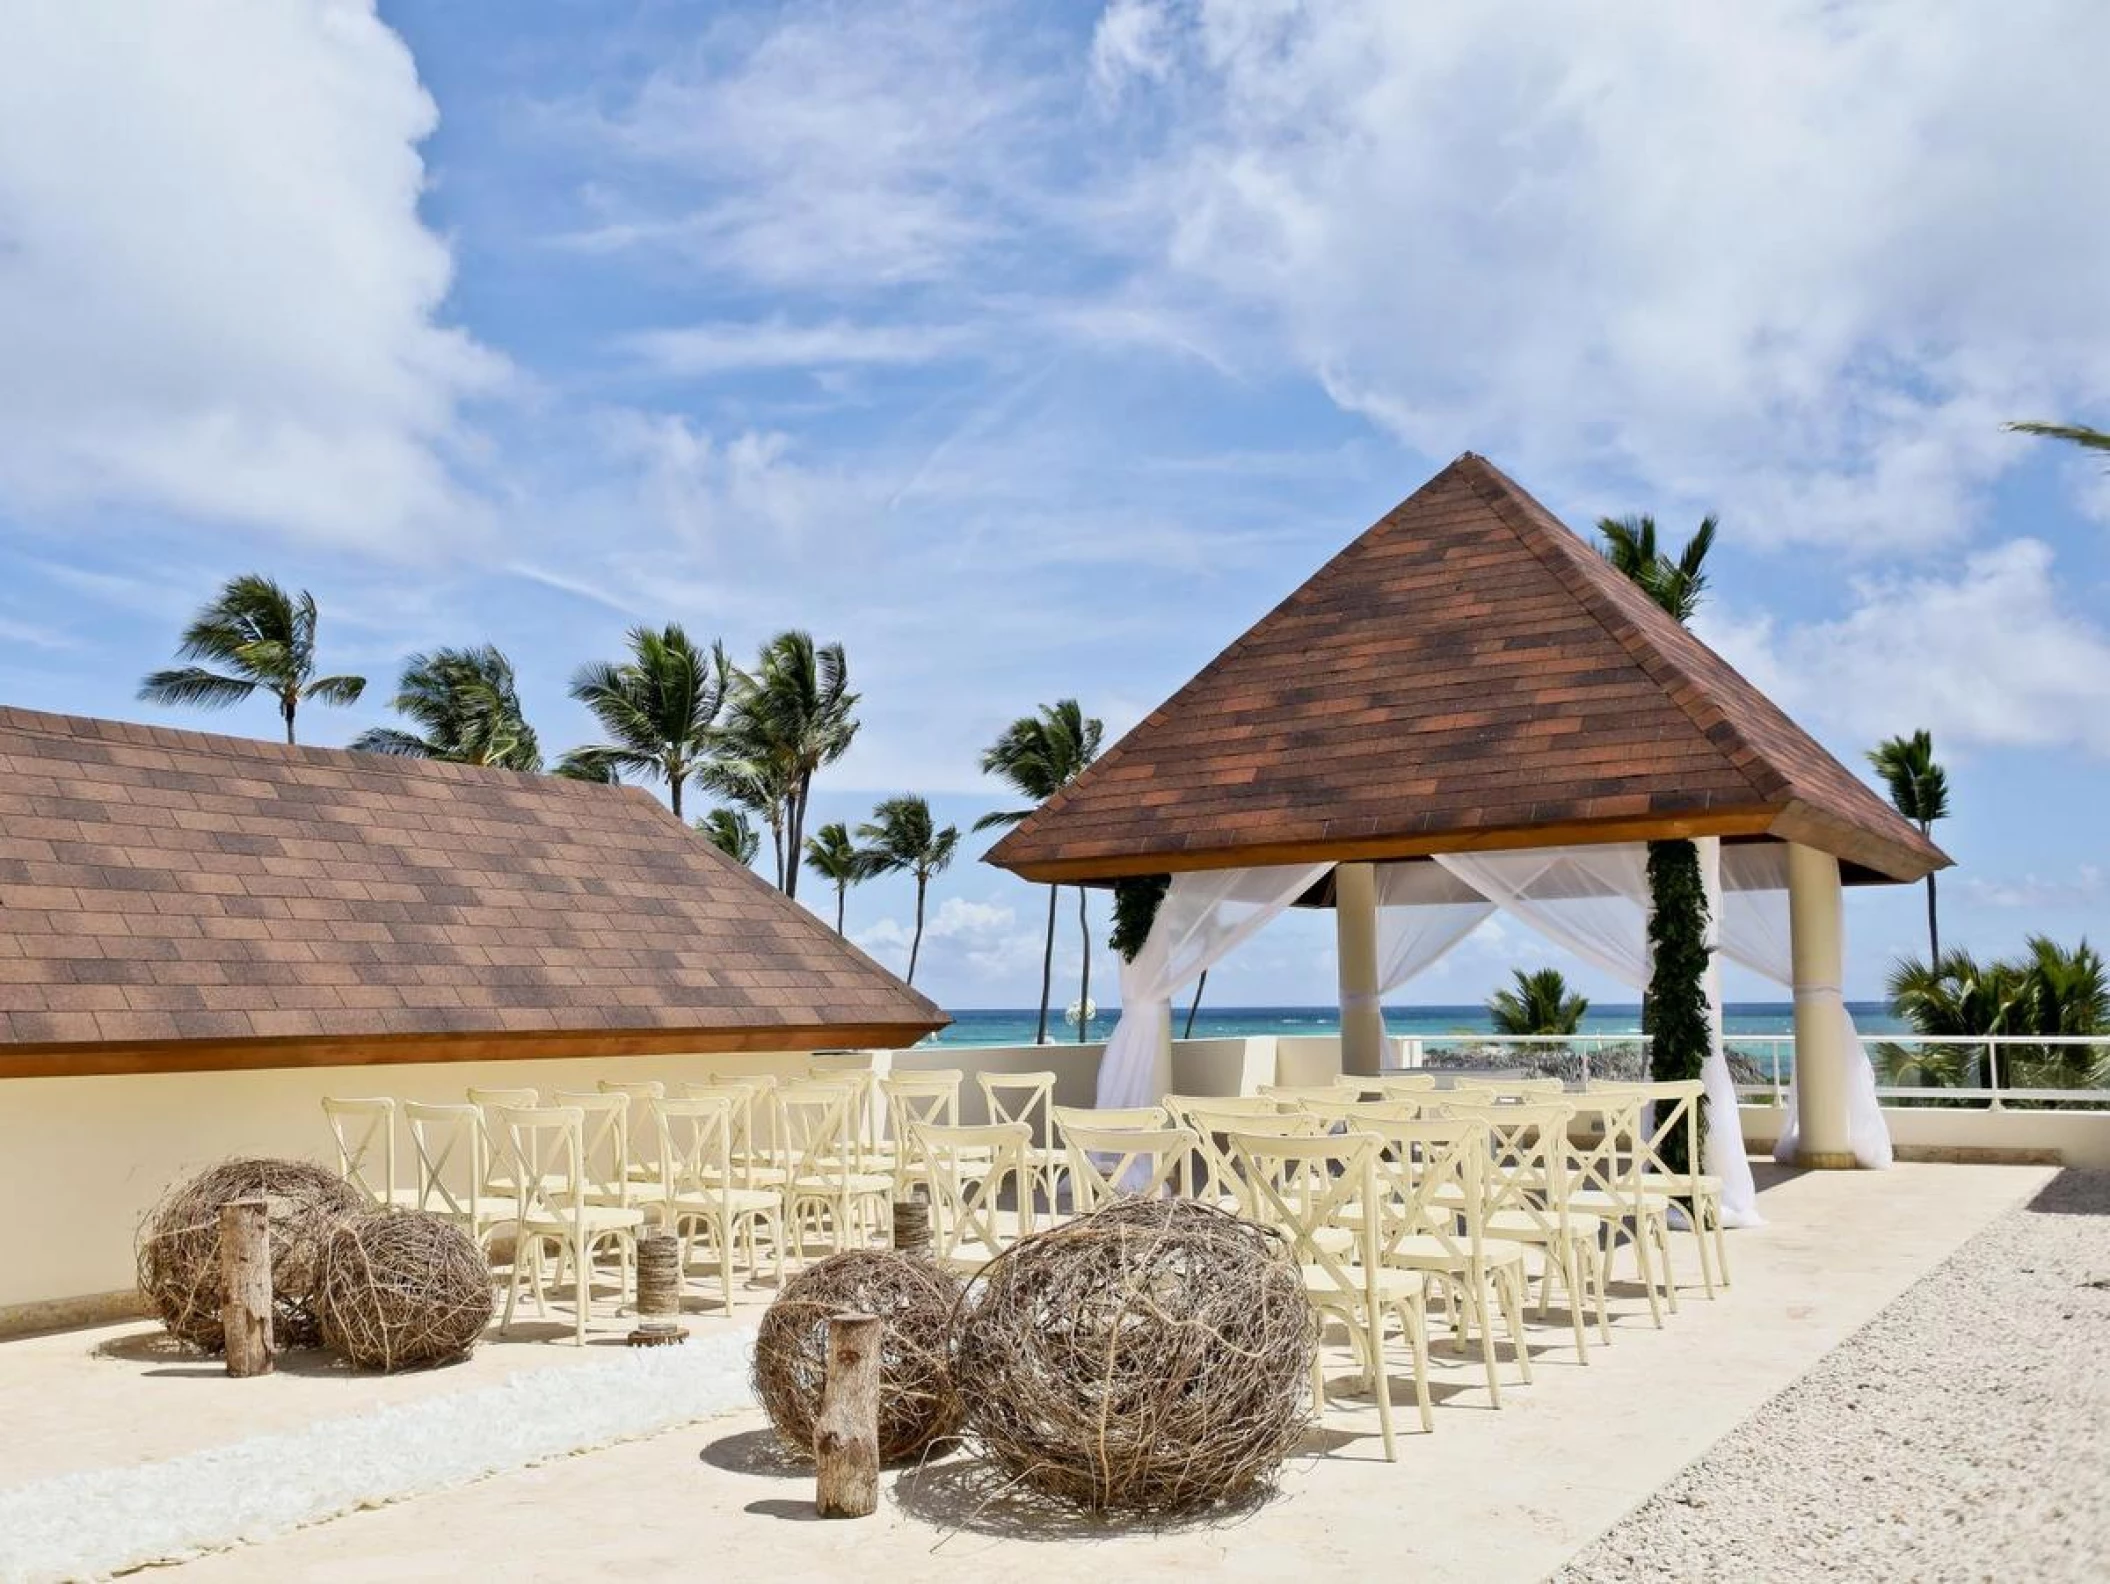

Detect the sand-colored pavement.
[{"left": 141, "top": 1162, "right": 2050, "bottom": 1584}]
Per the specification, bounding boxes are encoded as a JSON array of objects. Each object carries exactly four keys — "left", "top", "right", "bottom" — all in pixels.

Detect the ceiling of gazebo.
[{"left": 986, "top": 454, "right": 1948, "bottom": 889}]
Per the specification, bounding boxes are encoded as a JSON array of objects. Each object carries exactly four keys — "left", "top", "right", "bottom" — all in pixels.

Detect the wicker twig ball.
[
  {"left": 318, "top": 1211, "right": 495, "bottom": 1371},
  {"left": 950, "top": 1197, "right": 1316, "bottom": 1513},
  {"left": 753, "top": 1249, "right": 965, "bottom": 1464},
  {"left": 135, "top": 1158, "right": 365, "bottom": 1351}
]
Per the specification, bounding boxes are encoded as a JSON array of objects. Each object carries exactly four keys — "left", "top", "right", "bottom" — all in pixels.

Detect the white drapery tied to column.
[
  {"left": 1094, "top": 863, "right": 1334, "bottom": 1111},
  {"left": 1434, "top": 842, "right": 1763, "bottom": 1229},
  {"left": 1373, "top": 864, "right": 1498, "bottom": 1057}
]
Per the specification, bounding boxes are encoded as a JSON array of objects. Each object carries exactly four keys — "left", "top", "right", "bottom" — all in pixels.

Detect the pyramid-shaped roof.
[
  {"left": 987, "top": 455, "right": 1946, "bottom": 886},
  {"left": 0, "top": 706, "right": 946, "bottom": 1076}
]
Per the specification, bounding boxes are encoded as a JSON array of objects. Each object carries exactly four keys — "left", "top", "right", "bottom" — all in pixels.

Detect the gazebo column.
[
  {"left": 1786, "top": 842, "right": 1857, "bottom": 1169},
  {"left": 1334, "top": 862, "right": 1387, "bottom": 1078}
]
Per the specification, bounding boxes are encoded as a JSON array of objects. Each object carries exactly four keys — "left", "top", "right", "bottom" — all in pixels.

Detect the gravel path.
[{"left": 1556, "top": 1169, "right": 2110, "bottom": 1584}]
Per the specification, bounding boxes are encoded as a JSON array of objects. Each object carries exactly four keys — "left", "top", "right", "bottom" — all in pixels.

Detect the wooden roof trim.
[{"left": 0, "top": 1019, "right": 949, "bottom": 1081}]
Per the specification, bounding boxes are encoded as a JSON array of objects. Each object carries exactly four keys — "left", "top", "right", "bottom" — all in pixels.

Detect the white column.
[
  {"left": 1786, "top": 842, "right": 1856, "bottom": 1168},
  {"left": 1335, "top": 862, "right": 1386, "bottom": 1078}
]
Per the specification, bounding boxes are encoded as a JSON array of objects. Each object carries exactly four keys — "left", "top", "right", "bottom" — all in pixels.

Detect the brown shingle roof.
[
  {"left": 0, "top": 707, "right": 946, "bottom": 1074},
  {"left": 987, "top": 455, "right": 1947, "bottom": 886}
]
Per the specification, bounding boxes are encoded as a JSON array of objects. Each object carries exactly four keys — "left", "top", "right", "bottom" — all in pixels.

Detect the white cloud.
[
  {"left": 855, "top": 896, "right": 1040, "bottom": 983},
  {"left": 622, "top": 318, "right": 976, "bottom": 378},
  {"left": 1093, "top": 0, "right": 2110, "bottom": 553},
  {"left": 1961, "top": 867, "right": 2107, "bottom": 910},
  {"left": 1701, "top": 539, "right": 2110, "bottom": 756},
  {"left": 0, "top": 0, "right": 503, "bottom": 550}
]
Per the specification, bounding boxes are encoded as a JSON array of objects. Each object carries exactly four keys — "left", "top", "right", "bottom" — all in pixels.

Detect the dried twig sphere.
[
  {"left": 135, "top": 1158, "right": 364, "bottom": 1351},
  {"left": 951, "top": 1197, "right": 1316, "bottom": 1513},
  {"left": 753, "top": 1250, "right": 965, "bottom": 1464},
  {"left": 319, "top": 1211, "right": 495, "bottom": 1371}
]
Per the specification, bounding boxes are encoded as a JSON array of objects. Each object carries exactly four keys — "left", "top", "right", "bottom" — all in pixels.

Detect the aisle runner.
[{"left": 0, "top": 1329, "right": 756, "bottom": 1584}]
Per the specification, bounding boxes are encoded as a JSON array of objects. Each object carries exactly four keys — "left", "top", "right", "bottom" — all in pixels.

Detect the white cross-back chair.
[
  {"left": 1228, "top": 1128, "right": 1431, "bottom": 1458},
  {"left": 977, "top": 1071, "right": 1064, "bottom": 1205},
  {"left": 657, "top": 1096, "right": 785, "bottom": 1309},
  {"left": 1587, "top": 1078, "right": 1725, "bottom": 1295},
  {"left": 1051, "top": 1103, "right": 1169, "bottom": 1132},
  {"left": 779, "top": 1080, "right": 892, "bottom": 1261},
  {"left": 321, "top": 1096, "right": 415, "bottom": 1208},
  {"left": 881, "top": 1070, "right": 968, "bottom": 1193},
  {"left": 497, "top": 1105, "right": 645, "bottom": 1345},
  {"left": 1061, "top": 1122, "right": 1197, "bottom": 1211},
  {"left": 913, "top": 1121, "right": 1034, "bottom": 1274},
  {"left": 1178, "top": 1107, "right": 1324, "bottom": 1213},
  {"left": 467, "top": 1085, "right": 541, "bottom": 1202},
  {"left": 403, "top": 1101, "right": 507, "bottom": 1249},
  {"left": 1565, "top": 1095, "right": 1675, "bottom": 1326},
  {"left": 599, "top": 1080, "right": 668, "bottom": 1183}
]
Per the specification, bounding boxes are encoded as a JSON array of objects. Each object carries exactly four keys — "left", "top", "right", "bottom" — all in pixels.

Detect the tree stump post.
[
  {"left": 814, "top": 1312, "right": 882, "bottom": 1518},
  {"left": 219, "top": 1198, "right": 275, "bottom": 1378}
]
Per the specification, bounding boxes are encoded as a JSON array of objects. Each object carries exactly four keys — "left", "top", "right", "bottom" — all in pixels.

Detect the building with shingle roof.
[{"left": 0, "top": 706, "right": 946, "bottom": 1077}]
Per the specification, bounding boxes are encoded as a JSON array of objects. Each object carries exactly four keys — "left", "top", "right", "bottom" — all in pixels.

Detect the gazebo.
[{"left": 988, "top": 454, "right": 1946, "bottom": 1213}]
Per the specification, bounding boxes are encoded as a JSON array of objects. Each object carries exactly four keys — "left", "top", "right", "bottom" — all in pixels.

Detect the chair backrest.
[
  {"left": 776, "top": 1081, "right": 857, "bottom": 1182},
  {"left": 656, "top": 1096, "right": 738, "bottom": 1207},
  {"left": 679, "top": 1080, "right": 762, "bottom": 1171},
  {"left": 1362, "top": 1116, "right": 1493, "bottom": 1260},
  {"left": 1296, "top": 1094, "right": 1423, "bottom": 1129},
  {"left": 1050, "top": 1103, "right": 1168, "bottom": 1132},
  {"left": 1181, "top": 1109, "right": 1326, "bottom": 1211},
  {"left": 553, "top": 1091, "right": 633, "bottom": 1204},
  {"left": 1472, "top": 1076, "right": 1568, "bottom": 1098},
  {"left": 321, "top": 1096, "right": 397, "bottom": 1206},
  {"left": 1062, "top": 1123, "right": 1196, "bottom": 1210},
  {"left": 978, "top": 1071, "right": 1058, "bottom": 1150},
  {"left": 497, "top": 1105, "right": 584, "bottom": 1221},
  {"left": 1226, "top": 1129, "right": 1385, "bottom": 1306},
  {"left": 1259, "top": 1083, "right": 1360, "bottom": 1105},
  {"left": 598, "top": 1079, "right": 666, "bottom": 1100},
  {"left": 1162, "top": 1094, "right": 1288, "bottom": 1126},
  {"left": 914, "top": 1121, "right": 1034, "bottom": 1257},
  {"left": 1434, "top": 1097, "right": 1577, "bottom": 1231},
  {"left": 1561, "top": 1095, "right": 1646, "bottom": 1205},
  {"left": 467, "top": 1086, "right": 540, "bottom": 1190},
  {"left": 1372, "top": 1072, "right": 1439, "bottom": 1097},
  {"left": 1587, "top": 1079, "right": 1704, "bottom": 1190},
  {"left": 403, "top": 1102, "right": 485, "bottom": 1221}
]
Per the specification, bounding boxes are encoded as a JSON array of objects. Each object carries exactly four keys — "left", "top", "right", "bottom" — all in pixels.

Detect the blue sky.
[{"left": 3, "top": 1, "right": 2107, "bottom": 1012}]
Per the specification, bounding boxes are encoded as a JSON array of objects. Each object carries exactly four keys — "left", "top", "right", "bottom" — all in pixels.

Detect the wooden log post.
[
  {"left": 219, "top": 1198, "right": 275, "bottom": 1378},
  {"left": 814, "top": 1312, "right": 882, "bottom": 1518}
]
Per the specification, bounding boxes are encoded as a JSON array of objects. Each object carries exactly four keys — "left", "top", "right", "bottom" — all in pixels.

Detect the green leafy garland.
[
  {"left": 1643, "top": 839, "right": 1712, "bottom": 1177},
  {"left": 1110, "top": 875, "right": 1170, "bottom": 963}
]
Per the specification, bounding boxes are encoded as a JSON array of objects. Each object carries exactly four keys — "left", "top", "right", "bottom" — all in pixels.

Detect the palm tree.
[
  {"left": 351, "top": 646, "right": 540, "bottom": 770},
  {"left": 551, "top": 751, "right": 618, "bottom": 784},
  {"left": 803, "top": 821, "right": 874, "bottom": 934},
  {"left": 699, "top": 755, "right": 793, "bottom": 888},
  {"left": 564, "top": 625, "right": 728, "bottom": 819},
  {"left": 856, "top": 795, "right": 959, "bottom": 987},
  {"left": 2006, "top": 419, "right": 2110, "bottom": 459},
  {"left": 974, "top": 700, "right": 1105, "bottom": 1044},
  {"left": 720, "top": 632, "right": 859, "bottom": 900},
  {"left": 139, "top": 574, "right": 365, "bottom": 744},
  {"left": 1868, "top": 729, "right": 1951, "bottom": 960},
  {"left": 1488, "top": 968, "right": 1590, "bottom": 1036},
  {"left": 695, "top": 807, "right": 760, "bottom": 867},
  {"left": 1887, "top": 940, "right": 2110, "bottom": 1093},
  {"left": 1597, "top": 513, "right": 1719, "bottom": 623}
]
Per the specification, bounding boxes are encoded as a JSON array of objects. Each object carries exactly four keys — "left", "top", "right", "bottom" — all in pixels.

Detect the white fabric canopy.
[
  {"left": 1718, "top": 846, "right": 1892, "bottom": 1169},
  {"left": 1370, "top": 863, "right": 1498, "bottom": 1023},
  {"left": 1436, "top": 843, "right": 1762, "bottom": 1228},
  {"left": 1095, "top": 863, "right": 1333, "bottom": 1110}
]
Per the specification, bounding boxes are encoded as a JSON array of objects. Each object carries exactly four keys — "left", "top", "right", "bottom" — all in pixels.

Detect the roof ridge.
[{"left": 1452, "top": 456, "right": 1786, "bottom": 807}]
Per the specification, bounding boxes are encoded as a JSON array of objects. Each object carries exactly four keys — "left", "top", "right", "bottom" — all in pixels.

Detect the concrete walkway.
[{"left": 136, "top": 1162, "right": 2050, "bottom": 1584}]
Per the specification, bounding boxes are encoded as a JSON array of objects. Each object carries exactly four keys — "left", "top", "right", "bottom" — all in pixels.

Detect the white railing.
[{"left": 1391, "top": 1031, "right": 2110, "bottom": 1110}]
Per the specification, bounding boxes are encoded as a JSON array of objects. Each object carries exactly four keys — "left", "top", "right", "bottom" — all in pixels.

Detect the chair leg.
[
  {"left": 1632, "top": 1219, "right": 1665, "bottom": 1328},
  {"left": 572, "top": 1237, "right": 589, "bottom": 1346},
  {"left": 1713, "top": 1199, "right": 1732, "bottom": 1288},
  {"left": 1501, "top": 1267, "right": 1533, "bottom": 1384},
  {"left": 501, "top": 1229, "right": 523, "bottom": 1334},
  {"left": 1654, "top": 1214, "right": 1681, "bottom": 1314},
  {"left": 1471, "top": 1279, "right": 1502, "bottom": 1407},
  {"left": 1564, "top": 1243, "right": 1588, "bottom": 1364},
  {"left": 1366, "top": 1317, "right": 1396, "bottom": 1463},
  {"left": 1694, "top": 1196, "right": 1720, "bottom": 1297},
  {"left": 1591, "top": 1240, "right": 1613, "bottom": 1345},
  {"left": 1404, "top": 1300, "right": 1433, "bottom": 1434}
]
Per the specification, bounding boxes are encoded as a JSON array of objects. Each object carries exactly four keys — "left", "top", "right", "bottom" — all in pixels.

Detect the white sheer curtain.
[
  {"left": 1436, "top": 843, "right": 1761, "bottom": 1228},
  {"left": 1718, "top": 845, "right": 1891, "bottom": 1169},
  {"left": 1370, "top": 863, "right": 1497, "bottom": 1051},
  {"left": 1096, "top": 863, "right": 1334, "bottom": 1110}
]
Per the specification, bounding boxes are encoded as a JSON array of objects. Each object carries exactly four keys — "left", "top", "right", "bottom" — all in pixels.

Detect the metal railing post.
[{"left": 1987, "top": 1039, "right": 2003, "bottom": 1111}]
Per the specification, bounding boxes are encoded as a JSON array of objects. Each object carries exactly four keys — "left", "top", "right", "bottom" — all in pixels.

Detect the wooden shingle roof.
[
  {"left": 987, "top": 455, "right": 1947, "bottom": 886},
  {"left": 0, "top": 707, "right": 946, "bottom": 1075}
]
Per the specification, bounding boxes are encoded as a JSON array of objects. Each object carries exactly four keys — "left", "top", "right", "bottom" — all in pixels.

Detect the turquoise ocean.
[{"left": 927, "top": 1002, "right": 1905, "bottom": 1051}]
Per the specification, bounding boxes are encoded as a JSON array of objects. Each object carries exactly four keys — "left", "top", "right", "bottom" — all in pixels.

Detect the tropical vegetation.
[
  {"left": 975, "top": 699, "right": 1105, "bottom": 1045},
  {"left": 1868, "top": 729, "right": 1950, "bottom": 959},
  {"left": 1488, "top": 968, "right": 1589, "bottom": 1036},
  {"left": 2006, "top": 419, "right": 2110, "bottom": 459},
  {"left": 1596, "top": 512, "right": 1718, "bottom": 624},
  {"left": 1880, "top": 938, "right": 2110, "bottom": 1094},
  {"left": 802, "top": 821, "right": 873, "bottom": 935},
  {"left": 714, "top": 632, "right": 858, "bottom": 901},
  {"left": 855, "top": 795, "right": 959, "bottom": 986},
  {"left": 695, "top": 807, "right": 761, "bottom": 868},
  {"left": 139, "top": 574, "right": 365, "bottom": 744},
  {"left": 351, "top": 645, "right": 540, "bottom": 769},
  {"left": 565, "top": 624, "right": 728, "bottom": 820}
]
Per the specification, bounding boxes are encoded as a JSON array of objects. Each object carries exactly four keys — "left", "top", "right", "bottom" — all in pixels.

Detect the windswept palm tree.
[
  {"left": 564, "top": 625, "right": 728, "bottom": 819},
  {"left": 856, "top": 795, "right": 959, "bottom": 987},
  {"left": 1597, "top": 513, "right": 1719, "bottom": 624},
  {"left": 720, "top": 632, "right": 858, "bottom": 900},
  {"left": 1888, "top": 939, "right": 2110, "bottom": 1092},
  {"left": 551, "top": 751, "right": 619, "bottom": 784},
  {"left": 974, "top": 700, "right": 1105, "bottom": 1044},
  {"left": 695, "top": 807, "right": 761, "bottom": 867},
  {"left": 1868, "top": 729, "right": 1951, "bottom": 960},
  {"left": 803, "top": 821, "right": 875, "bottom": 934},
  {"left": 2006, "top": 419, "right": 2110, "bottom": 459},
  {"left": 1488, "top": 968, "right": 1590, "bottom": 1036},
  {"left": 351, "top": 645, "right": 540, "bottom": 770},
  {"left": 700, "top": 755, "right": 793, "bottom": 888},
  {"left": 139, "top": 574, "right": 365, "bottom": 744}
]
